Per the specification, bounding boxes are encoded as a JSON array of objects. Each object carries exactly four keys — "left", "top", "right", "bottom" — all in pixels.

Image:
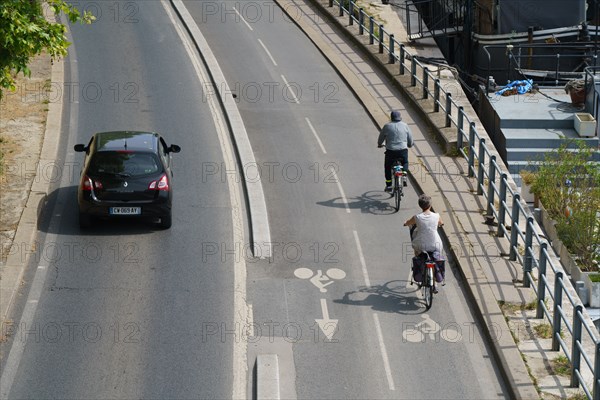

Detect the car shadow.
[
  {"left": 334, "top": 280, "right": 427, "bottom": 314},
  {"left": 38, "top": 186, "right": 164, "bottom": 236},
  {"left": 316, "top": 190, "right": 399, "bottom": 215}
]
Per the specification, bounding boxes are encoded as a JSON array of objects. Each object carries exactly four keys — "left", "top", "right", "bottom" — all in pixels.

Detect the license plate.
[{"left": 110, "top": 207, "right": 141, "bottom": 215}]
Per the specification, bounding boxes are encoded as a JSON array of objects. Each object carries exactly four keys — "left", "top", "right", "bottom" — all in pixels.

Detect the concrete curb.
[
  {"left": 170, "top": 0, "right": 272, "bottom": 259},
  {"left": 0, "top": 55, "right": 64, "bottom": 327},
  {"left": 276, "top": 0, "right": 539, "bottom": 398},
  {"left": 256, "top": 354, "right": 281, "bottom": 400}
]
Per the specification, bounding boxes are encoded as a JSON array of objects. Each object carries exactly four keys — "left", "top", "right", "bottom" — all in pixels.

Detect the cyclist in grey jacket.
[{"left": 377, "top": 111, "right": 413, "bottom": 192}]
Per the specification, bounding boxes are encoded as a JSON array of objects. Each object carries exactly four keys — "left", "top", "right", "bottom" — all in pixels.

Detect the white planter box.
[{"left": 574, "top": 113, "right": 597, "bottom": 137}]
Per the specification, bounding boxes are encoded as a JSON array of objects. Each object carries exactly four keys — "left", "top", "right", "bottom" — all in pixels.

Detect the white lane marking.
[
  {"left": 258, "top": 39, "right": 278, "bottom": 66},
  {"left": 163, "top": 2, "right": 249, "bottom": 398},
  {"left": 329, "top": 165, "right": 350, "bottom": 213},
  {"left": 352, "top": 230, "right": 371, "bottom": 287},
  {"left": 0, "top": 258, "right": 50, "bottom": 398},
  {"left": 280, "top": 74, "right": 300, "bottom": 104},
  {"left": 305, "top": 117, "right": 327, "bottom": 154},
  {"left": 233, "top": 6, "right": 254, "bottom": 31},
  {"left": 373, "top": 313, "right": 396, "bottom": 391},
  {"left": 315, "top": 299, "right": 338, "bottom": 340},
  {"left": 248, "top": 303, "right": 254, "bottom": 337}
]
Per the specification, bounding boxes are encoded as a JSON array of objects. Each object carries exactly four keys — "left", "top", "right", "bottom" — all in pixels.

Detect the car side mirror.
[
  {"left": 74, "top": 144, "right": 87, "bottom": 152},
  {"left": 168, "top": 144, "right": 181, "bottom": 153}
]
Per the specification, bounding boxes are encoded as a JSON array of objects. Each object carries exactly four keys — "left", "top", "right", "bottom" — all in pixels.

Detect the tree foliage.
[{"left": 0, "top": 0, "right": 94, "bottom": 98}]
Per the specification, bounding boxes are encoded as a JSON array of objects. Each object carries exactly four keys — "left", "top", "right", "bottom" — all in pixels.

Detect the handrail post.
[
  {"left": 486, "top": 155, "right": 496, "bottom": 217},
  {"left": 497, "top": 174, "right": 508, "bottom": 237},
  {"left": 379, "top": 25, "right": 384, "bottom": 53},
  {"left": 369, "top": 17, "right": 374, "bottom": 45},
  {"left": 349, "top": 1, "right": 353, "bottom": 25},
  {"left": 329, "top": 0, "right": 333, "bottom": 7},
  {"left": 434, "top": 79, "right": 440, "bottom": 112},
  {"left": 400, "top": 44, "right": 406, "bottom": 74},
  {"left": 477, "top": 138, "right": 485, "bottom": 195},
  {"left": 570, "top": 305, "right": 583, "bottom": 388},
  {"left": 389, "top": 34, "right": 395, "bottom": 64},
  {"left": 457, "top": 106, "right": 464, "bottom": 149},
  {"left": 411, "top": 56, "right": 417, "bottom": 86},
  {"left": 339, "top": 0, "right": 343, "bottom": 16},
  {"left": 445, "top": 93, "right": 452, "bottom": 127},
  {"left": 523, "top": 216, "right": 534, "bottom": 287},
  {"left": 422, "top": 67, "right": 429, "bottom": 99},
  {"left": 536, "top": 242, "right": 547, "bottom": 319},
  {"left": 594, "top": 342, "right": 600, "bottom": 400},
  {"left": 509, "top": 193, "right": 521, "bottom": 261},
  {"left": 358, "top": 9, "right": 364, "bottom": 34},
  {"left": 551, "top": 271, "right": 563, "bottom": 351},
  {"left": 468, "top": 122, "right": 476, "bottom": 178}
]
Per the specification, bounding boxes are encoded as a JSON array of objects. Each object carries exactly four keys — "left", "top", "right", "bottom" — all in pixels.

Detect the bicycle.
[
  {"left": 411, "top": 252, "right": 439, "bottom": 310},
  {"left": 390, "top": 162, "right": 407, "bottom": 212}
]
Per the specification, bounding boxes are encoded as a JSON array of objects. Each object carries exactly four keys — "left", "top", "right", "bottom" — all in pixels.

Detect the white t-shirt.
[{"left": 412, "top": 211, "right": 443, "bottom": 254}]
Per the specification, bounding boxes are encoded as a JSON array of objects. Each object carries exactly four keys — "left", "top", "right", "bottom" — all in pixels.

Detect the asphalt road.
[
  {"left": 2, "top": 1, "right": 237, "bottom": 398},
  {"left": 184, "top": 1, "right": 510, "bottom": 399},
  {"left": 1, "top": 1, "right": 510, "bottom": 399}
]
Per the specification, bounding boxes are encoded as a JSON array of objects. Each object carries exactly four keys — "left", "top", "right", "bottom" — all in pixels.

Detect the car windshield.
[{"left": 89, "top": 151, "right": 161, "bottom": 177}]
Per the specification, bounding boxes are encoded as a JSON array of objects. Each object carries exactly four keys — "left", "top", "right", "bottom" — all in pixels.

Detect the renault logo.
[{"left": 123, "top": 182, "right": 128, "bottom": 188}]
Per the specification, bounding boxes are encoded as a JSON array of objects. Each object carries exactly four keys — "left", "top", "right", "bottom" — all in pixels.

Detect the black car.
[{"left": 74, "top": 131, "right": 181, "bottom": 229}]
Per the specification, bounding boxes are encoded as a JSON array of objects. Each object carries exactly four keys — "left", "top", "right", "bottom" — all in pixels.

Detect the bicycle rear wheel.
[
  {"left": 423, "top": 273, "right": 433, "bottom": 310},
  {"left": 394, "top": 175, "right": 401, "bottom": 212}
]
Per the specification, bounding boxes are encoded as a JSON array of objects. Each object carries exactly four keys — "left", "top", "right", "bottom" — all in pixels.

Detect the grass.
[
  {"left": 533, "top": 323, "right": 552, "bottom": 339},
  {"left": 552, "top": 354, "right": 571, "bottom": 377},
  {"left": 0, "top": 136, "right": 4, "bottom": 176}
]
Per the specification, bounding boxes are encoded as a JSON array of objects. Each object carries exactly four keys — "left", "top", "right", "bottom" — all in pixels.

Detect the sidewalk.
[{"left": 278, "top": 0, "right": 595, "bottom": 398}]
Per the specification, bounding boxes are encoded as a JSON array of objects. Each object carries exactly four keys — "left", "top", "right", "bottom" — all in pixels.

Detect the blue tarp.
[{"left": 495, "top": 79, "right": 533, "bottom": 96}]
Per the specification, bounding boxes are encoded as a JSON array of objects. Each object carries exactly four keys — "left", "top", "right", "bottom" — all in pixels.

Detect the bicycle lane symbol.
[
  {"left": 401, "top": 314, "right": 462, "bottom": 343},
  {"left": 294, "top": 268, "right": 346, "bottom": 293}
]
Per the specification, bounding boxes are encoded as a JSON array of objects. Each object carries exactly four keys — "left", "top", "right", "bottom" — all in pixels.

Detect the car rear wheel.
[
  {"left": 159, "top": 214, "right": 172, "bottom": 229},
  {"left": 79, "top": 212, "right": 91, "bottom": 229}
]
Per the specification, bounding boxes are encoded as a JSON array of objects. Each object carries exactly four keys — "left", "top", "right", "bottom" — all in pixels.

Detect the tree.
[{"left": 0, "top": 1, "right": 94, "bottom": 98}]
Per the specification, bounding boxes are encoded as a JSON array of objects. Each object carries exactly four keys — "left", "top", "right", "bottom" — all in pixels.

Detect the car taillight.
[
  {"left": 81, "top": 175, "right": 102, "bottom": 191},
  {"left": 149, "top": 174, "right": 169, "bottom": 191}
]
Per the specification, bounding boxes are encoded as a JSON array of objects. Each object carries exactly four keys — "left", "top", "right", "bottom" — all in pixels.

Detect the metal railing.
[{"left": 327, "top": 0, "right": 600, "bottom": 397}]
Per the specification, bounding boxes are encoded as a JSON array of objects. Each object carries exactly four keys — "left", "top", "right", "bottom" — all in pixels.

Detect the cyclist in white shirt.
[{"left": 404, "top": 194, "right": 444, "bottom": 257}]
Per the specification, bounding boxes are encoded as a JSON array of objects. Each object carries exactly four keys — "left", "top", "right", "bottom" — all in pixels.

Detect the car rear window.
[{"left": 89, "top": 151, "right": 161, "bottom": 177}]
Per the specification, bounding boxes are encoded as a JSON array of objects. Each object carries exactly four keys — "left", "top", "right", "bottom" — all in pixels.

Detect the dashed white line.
[
  {"left": 352, "top": 230, "right": 371, "bottom": 287},
  {"left": 373, "top": 313, "right": 396, "bottom": 391},
  {"left": 280, "top": 74, "right": 300, "bottom": 104},
  {"left": 258, "top": 39, "right": 278, "bottom": 66},
  {"left": 329, "top": 165, "right": 350, "bottom": 213},
  {"left": 233, "top": 6, "right": 254, "bottom": 31},
  {"left": 305, "top": 117, "right": 327, "bottom": 154}
]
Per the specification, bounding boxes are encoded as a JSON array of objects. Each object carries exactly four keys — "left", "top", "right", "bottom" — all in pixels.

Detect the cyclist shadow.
[
  {"left": 316, "top": 191, "right": 398, "bottom": 215},
  {"left": 334, "top": 280, "right": 427, "bottom": 314}
]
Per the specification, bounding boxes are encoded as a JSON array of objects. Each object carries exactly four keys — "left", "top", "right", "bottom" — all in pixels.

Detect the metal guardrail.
[{"left": 328, "top": 0, "right": 600, "bottom": 397}]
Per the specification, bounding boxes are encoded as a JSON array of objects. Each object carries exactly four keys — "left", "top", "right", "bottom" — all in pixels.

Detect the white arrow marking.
[{"left": 316, "top": 298, "right": 338, "bottom": 340}]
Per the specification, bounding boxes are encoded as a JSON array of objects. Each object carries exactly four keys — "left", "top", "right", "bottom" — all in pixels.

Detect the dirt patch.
[{"left": 0, "top": 52, "right": 51, "bottom": 263}]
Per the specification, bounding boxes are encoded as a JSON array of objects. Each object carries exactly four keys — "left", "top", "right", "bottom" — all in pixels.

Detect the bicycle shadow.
[
  {"left": 316, "top": 190, "right": 398, "bottom": 215},
  {"left": 334, "top": 280, "right": 427, "bottom": 314}
]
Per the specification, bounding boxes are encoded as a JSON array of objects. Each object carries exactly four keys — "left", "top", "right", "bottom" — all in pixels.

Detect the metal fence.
[{"left": 327, "top": 0, "right": 600, "bottom": 397}]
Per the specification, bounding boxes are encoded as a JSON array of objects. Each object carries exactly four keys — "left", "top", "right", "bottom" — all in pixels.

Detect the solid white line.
[
  {"left": 329, "top": 165, "right": 350, "bottom": 213},
  {"left": 258, "top": 39, "right": 278, "bottom": 66},
  {"left": 305, "top": 117, "right": 327, "bottom": 154},
  {"left": 320, "top": 298, "right": 330, "bottom": 319},
  {"left": 280, "top": 74, "right": 300, "bottom": 104},
  {"left": 233, "top": 6, "right": 254, "bottom": 31},
  {"left": 352, "top": 230, "right": 371, "bottom": 287},
  {"left": 373, "top": 313, "right": 396, "bottom": 391}
]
